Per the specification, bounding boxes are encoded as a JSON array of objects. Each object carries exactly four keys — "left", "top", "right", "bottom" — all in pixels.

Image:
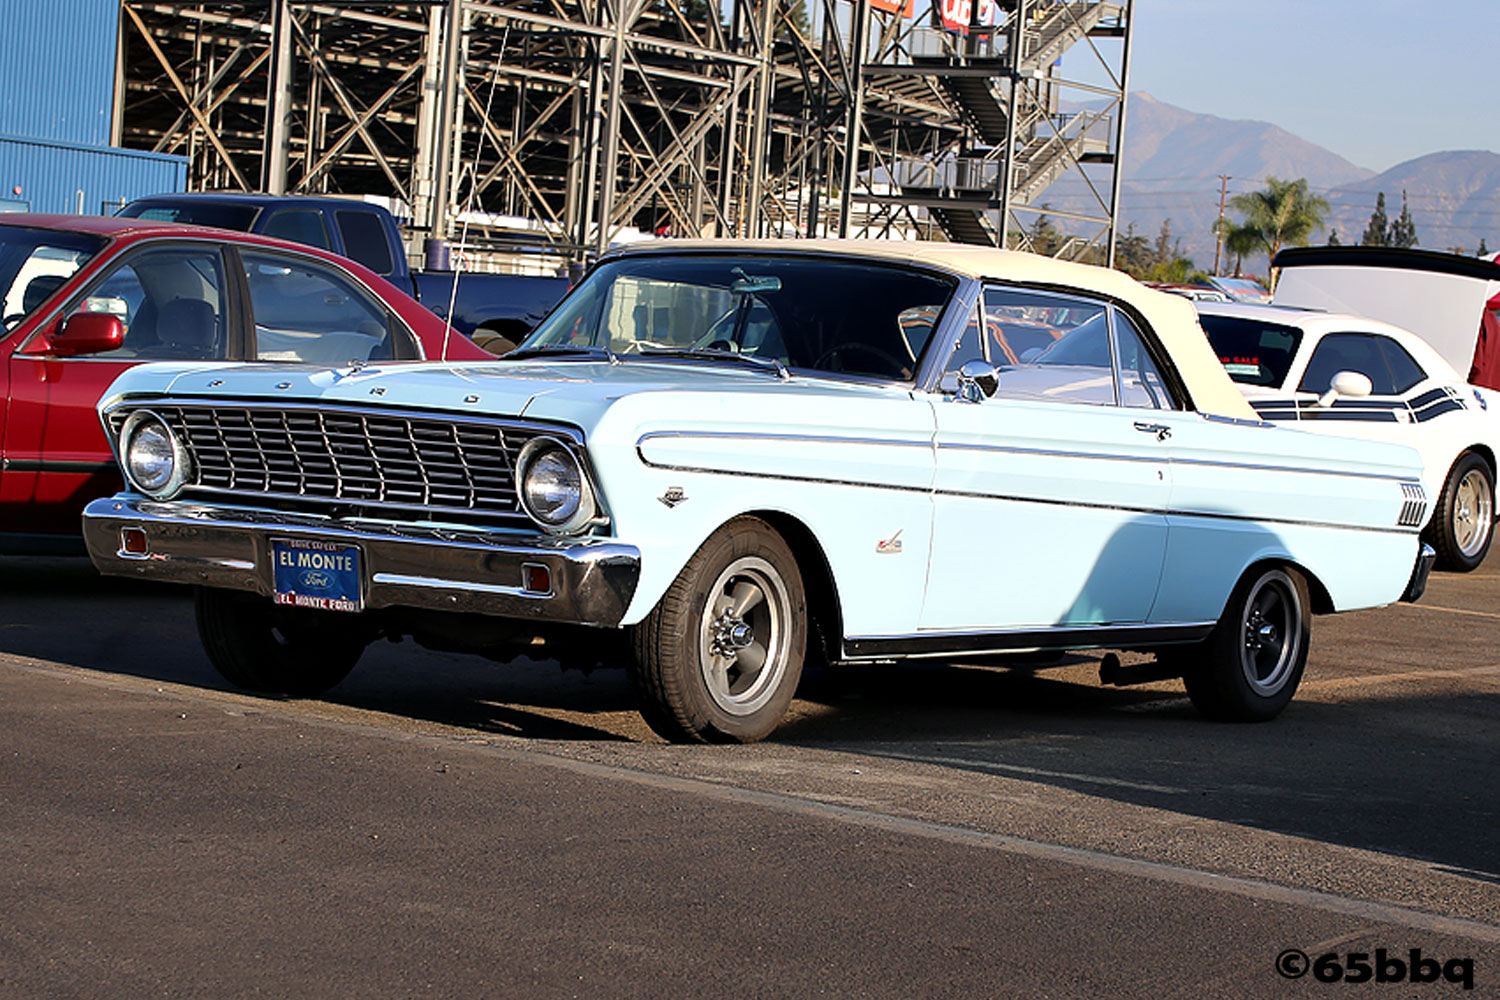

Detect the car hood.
[{"left": 101, "top": 358, "right": 913, "bottom": 426}]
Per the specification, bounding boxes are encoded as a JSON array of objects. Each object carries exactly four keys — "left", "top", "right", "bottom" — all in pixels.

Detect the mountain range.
[{"left": 1044, "top": 93, "right": 1500, "bottom": 272}]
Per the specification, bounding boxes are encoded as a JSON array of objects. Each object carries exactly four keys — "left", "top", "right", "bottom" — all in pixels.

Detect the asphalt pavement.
[{"left": 1, "top": 555, "right": 1497, "bottom": 998}]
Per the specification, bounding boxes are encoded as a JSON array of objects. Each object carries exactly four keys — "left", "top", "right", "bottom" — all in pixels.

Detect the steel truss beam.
[{"left": 117, "top": 0, "right": 1130, "bottom": 266}]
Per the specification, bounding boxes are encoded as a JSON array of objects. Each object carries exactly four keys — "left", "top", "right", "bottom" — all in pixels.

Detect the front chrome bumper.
[
  {"left": 82, "top": 496, "right": 641, "bottom": 627},
  {"left": 1401, "top": 542, "right": 1437, "bottom": 603}
]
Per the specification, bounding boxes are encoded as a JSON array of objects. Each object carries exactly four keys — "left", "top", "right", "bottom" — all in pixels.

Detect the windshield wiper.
[
  {"left": 637, "top": 347, "right": 790, "bottom": 380},
  {"left": 501, "top": 344, "right": 620, "bottom": 364}
]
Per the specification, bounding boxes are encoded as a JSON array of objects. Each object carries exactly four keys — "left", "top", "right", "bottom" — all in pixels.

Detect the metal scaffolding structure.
[{"left": 114, "top": 0, "right": 1132, "bottom": 268}]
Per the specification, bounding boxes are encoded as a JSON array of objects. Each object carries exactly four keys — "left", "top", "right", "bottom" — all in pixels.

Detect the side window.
[
  {"left": 1113, "top": 311, "right": 1173, "bottom": 409},
  {"left": 986, "top": 287, "right": 1114, "bottom": 405},
  {"left": 262, "top": 209, "right": 331, "bottom": 250},
  {"left": 1298, "top": 333, "right": 1396, "bottom": 395},
  {"left": 64, "top": 247, "right": 228, "bottom": 360},
  {"left": 1376, "top": 336, "right": 1427, "bottom": 394},
  {"left": 334, "top": 210, "right": 395, "bottom": 275},
  {"left": 243, "top": 251, "right": 403, "bottom": 363}
]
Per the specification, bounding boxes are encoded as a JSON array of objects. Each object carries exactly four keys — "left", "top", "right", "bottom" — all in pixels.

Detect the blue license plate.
[{"left": 271, "top": 538, "right": 362, "bottom": 613}]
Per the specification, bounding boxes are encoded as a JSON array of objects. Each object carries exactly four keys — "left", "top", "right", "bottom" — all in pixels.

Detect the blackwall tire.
[
  {"left": 628, "top": 517, "right": 807, "bottom": 743},
  {"left": 1429, "top": 452, "right": 1495, "bottom": 572},
  {"left": 1183, "top": 566, "right": 1310, "bottom": 722},
  {"left": 195, "top": 587, "right": 367, "bottom": 697}
]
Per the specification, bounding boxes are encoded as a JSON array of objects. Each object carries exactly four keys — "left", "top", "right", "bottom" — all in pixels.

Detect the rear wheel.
[
  {"left": 1183, "top": 566, "right": 1310, "bottom": 722},
  {"left": 1429, "top": 452, "right": 1494, "bottom": 572},
  {"left": 628, "top": 518, "right": 807, "bottom": 743},
  {"left": 195, "top": 587, "right": 369, "bottom": 696}
]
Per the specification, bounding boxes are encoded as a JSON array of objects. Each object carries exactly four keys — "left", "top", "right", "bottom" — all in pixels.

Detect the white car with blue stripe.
[
  {"left": 84, "top": 241, "right": 1433, "bottom": 742},
  {"left": 1198, "top": 300, "right": 1500, "bottom": 572}
]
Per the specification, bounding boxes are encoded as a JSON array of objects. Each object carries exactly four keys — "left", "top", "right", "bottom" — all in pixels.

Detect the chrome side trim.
[
  {"left": 843, "top": 621, "right": 1216, "bottom": 659},
  {"left": 636, "top": 429, "right": 933, "bottom": 452},
  {"left": 635, "top": 432, "right": 1422, "bottom": 534},
  {"left": 939, "top": 440, "right": 1422, "bottom": 482},
  {"left": 933, "top": 488, "right": 1420, "bottom": 535}
]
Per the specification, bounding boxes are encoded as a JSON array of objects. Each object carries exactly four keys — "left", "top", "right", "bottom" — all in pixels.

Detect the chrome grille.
[{"left": 115, "top": 403, "right": 546, "bottom": 523}]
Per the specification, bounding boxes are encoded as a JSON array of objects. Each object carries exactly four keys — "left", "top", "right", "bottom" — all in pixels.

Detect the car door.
[
  {"left": 921, "top": 286, "right": 1174, "bottom": 636},
  {"left": 0, "top": 229, "right": 103, "bottom": 537},
  {"left": 5, "top": 241, "right": 238, "bottom": 534}
]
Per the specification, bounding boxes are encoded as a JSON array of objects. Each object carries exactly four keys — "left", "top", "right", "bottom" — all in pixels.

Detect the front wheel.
[
  {"left": 1429, "top": 452, "right": 1495, "bottom": 572},
  {"left": 628, "top": 517, "right": 807, "bottom": 743},
  {"left": 195, "top": 587, "right": 369, "bottom": 697},
  {"left": 1182, "top": 566, "right": 1310, "bottom": 722}
]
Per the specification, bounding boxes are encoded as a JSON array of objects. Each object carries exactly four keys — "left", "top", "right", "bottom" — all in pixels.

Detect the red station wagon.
[{"left": 0, "top": 214, "right": 492, "bottom": 553}]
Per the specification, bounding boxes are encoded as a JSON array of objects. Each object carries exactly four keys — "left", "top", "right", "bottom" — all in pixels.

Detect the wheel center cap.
[
  {"left": 1257, "top": 623, "right": 1278, "bottom": 645},
  {"left": 711, "top": 614, "right": 755, "bottom": 656}
]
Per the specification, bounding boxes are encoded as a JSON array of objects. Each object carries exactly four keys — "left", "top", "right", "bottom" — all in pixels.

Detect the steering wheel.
[{"left": 812, "top": 342, "right": 908, "bottom": 376}]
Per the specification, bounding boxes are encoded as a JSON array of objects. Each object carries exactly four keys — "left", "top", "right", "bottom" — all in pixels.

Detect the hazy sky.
[{"left": 1124, "top": 0, "right": 1498, "bottom": 172}]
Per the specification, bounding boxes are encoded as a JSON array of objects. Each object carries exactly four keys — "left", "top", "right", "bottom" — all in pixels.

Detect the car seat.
[{"left": 154, "top": 298, "right": 219, "bottom": 358}]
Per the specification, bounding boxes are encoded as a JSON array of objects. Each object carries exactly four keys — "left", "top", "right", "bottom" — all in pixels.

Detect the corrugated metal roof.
[
  {"left": 0, "top": 135, "right": 185, "bottom": 216},
  {"left": 0, "top": 0, "right": 119, "bottom": 146}
]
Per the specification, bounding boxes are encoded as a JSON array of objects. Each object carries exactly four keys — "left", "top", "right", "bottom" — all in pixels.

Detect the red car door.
[
  {"left": 5, "top": 241, "right": 238, "bottom": 537},
  {"left": 0, "top": 227, "right": 109, "bottom": 541}
]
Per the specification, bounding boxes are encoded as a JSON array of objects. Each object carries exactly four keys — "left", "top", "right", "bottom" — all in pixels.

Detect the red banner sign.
[
  {"left": 939, "top": 0, "right": 998, "bottom": 34},
  {"left": 871, "top": 0, "right": 915, "bottom": 16}
]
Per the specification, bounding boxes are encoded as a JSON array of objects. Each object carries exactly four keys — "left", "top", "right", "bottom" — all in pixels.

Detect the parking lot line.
[
  {"left": 888, "top": 752, "right": 1187, "bottom": 794},
  {"left": 1301, "top": 663, "right": 1500, "bottom": 692},
  {"left": 1403, "top": 603, "right": 1500, "bottom": 620}
]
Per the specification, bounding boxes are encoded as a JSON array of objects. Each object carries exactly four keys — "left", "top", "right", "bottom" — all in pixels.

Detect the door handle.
[{"left": 1133, "top": 421, "right": 1171, "bottom": 442}]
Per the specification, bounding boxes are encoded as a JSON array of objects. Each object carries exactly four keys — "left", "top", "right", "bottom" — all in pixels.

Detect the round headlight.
[
  {"left": 120, "top": 410, "right": 190, "bottom": 499},
  {"left": 517, "top": 437, "right": 596, "bottom": 533}
]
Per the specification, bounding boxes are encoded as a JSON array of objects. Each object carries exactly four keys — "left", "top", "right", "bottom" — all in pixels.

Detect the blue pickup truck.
[{"left": 118, "top": 193, "right": 569, "bottom": 354}]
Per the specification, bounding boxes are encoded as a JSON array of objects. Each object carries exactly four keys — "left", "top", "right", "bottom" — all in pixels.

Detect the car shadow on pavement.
[
  {"left": 6, "top": 556, "right": 1497, "bottom": 877},
  {"left": 0, "top": 556, "right": 642, "bottom": 742},
  {"left": 779, "top": 656, "right": 1500, "bottom": 882}
]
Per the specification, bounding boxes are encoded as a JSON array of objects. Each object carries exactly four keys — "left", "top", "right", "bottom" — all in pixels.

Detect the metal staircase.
[{"left": 861, "top": 0, "right": 1131, "bottom": 250}]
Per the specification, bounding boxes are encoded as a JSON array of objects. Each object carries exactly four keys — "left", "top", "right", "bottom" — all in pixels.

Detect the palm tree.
[
  {"left": 1218, "top": 220, "right": 1262, "bottom": 278},
  {"left": 1227, "top": 177, "right": 1331, "bottom": 285}
]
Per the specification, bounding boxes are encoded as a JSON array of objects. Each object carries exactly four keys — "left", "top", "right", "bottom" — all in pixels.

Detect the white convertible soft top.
[{"left": 611, "top": 239, "right": 1258, "bottom": 421}]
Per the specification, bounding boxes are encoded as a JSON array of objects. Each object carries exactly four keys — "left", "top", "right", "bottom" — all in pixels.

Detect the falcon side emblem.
[
  {"left": 876, "top": 529, "right": 903, "bottom": 554},
  {"left": 658, "top": 487, "right": 688, "bottom": 508}
]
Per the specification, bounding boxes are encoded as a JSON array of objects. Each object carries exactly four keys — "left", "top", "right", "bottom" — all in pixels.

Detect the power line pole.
[{"left": 1213, "top": 174, "right": 1230, "bottom": 276}]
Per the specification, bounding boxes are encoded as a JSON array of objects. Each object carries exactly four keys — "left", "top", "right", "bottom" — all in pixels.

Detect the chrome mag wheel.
[
  {"left": 698, "top": 556, "right": 792, "bottom": 716},
  {"left": 1237, "top": 570, "right": 1302, "bottom": 698},
  {"left": 1452, "top": 465, "right": 1494, "bottom": 560}
]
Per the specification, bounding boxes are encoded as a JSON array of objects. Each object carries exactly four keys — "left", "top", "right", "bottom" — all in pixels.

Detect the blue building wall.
[
  {"left": 0, "top": 134, "right": 186, "bottom": 215},
  {"left": 0, "top": 0, "right": 119, "bottom": 146},
  {"left": 0, "top": 0, "right": 186, "bottom": 214}
]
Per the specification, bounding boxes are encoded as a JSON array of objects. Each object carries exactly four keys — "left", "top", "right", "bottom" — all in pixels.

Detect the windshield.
[
  {"left": 1198, "top": 314, "right": 1303, "bottom": 387},
  {"left": 518, "top": 254, "right": 959, "bottom": 381},
  {"left": 118, "top": 200, "right": 258, "bottom": 232},
  {"left": 0, "top": 226, "right": 104, "bottom": 331}
]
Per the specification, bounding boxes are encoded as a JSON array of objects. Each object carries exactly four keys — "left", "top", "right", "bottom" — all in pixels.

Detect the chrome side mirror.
[
  {"left": 955, "top": 359, "right": 999, "bottom": 403},
  {"left": 1316, "top": 369, "right": 1373, "bottom": 408}
]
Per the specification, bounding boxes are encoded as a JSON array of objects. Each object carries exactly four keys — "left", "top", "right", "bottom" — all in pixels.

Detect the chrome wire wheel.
[
  {"left": 1236, "top": 570, "right": 1302, "bottom": 698},
  {"left": 1452, "top": 466, "right": 1494, "bottom": 560},
  {"left": 697, "top": 556, "right": 791, "bottom": 717}
]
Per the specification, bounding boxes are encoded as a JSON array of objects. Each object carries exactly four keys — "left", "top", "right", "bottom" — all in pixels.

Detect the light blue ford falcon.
[{"left": 84, "top": 240, "right": 1435, "bottom": 742}]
